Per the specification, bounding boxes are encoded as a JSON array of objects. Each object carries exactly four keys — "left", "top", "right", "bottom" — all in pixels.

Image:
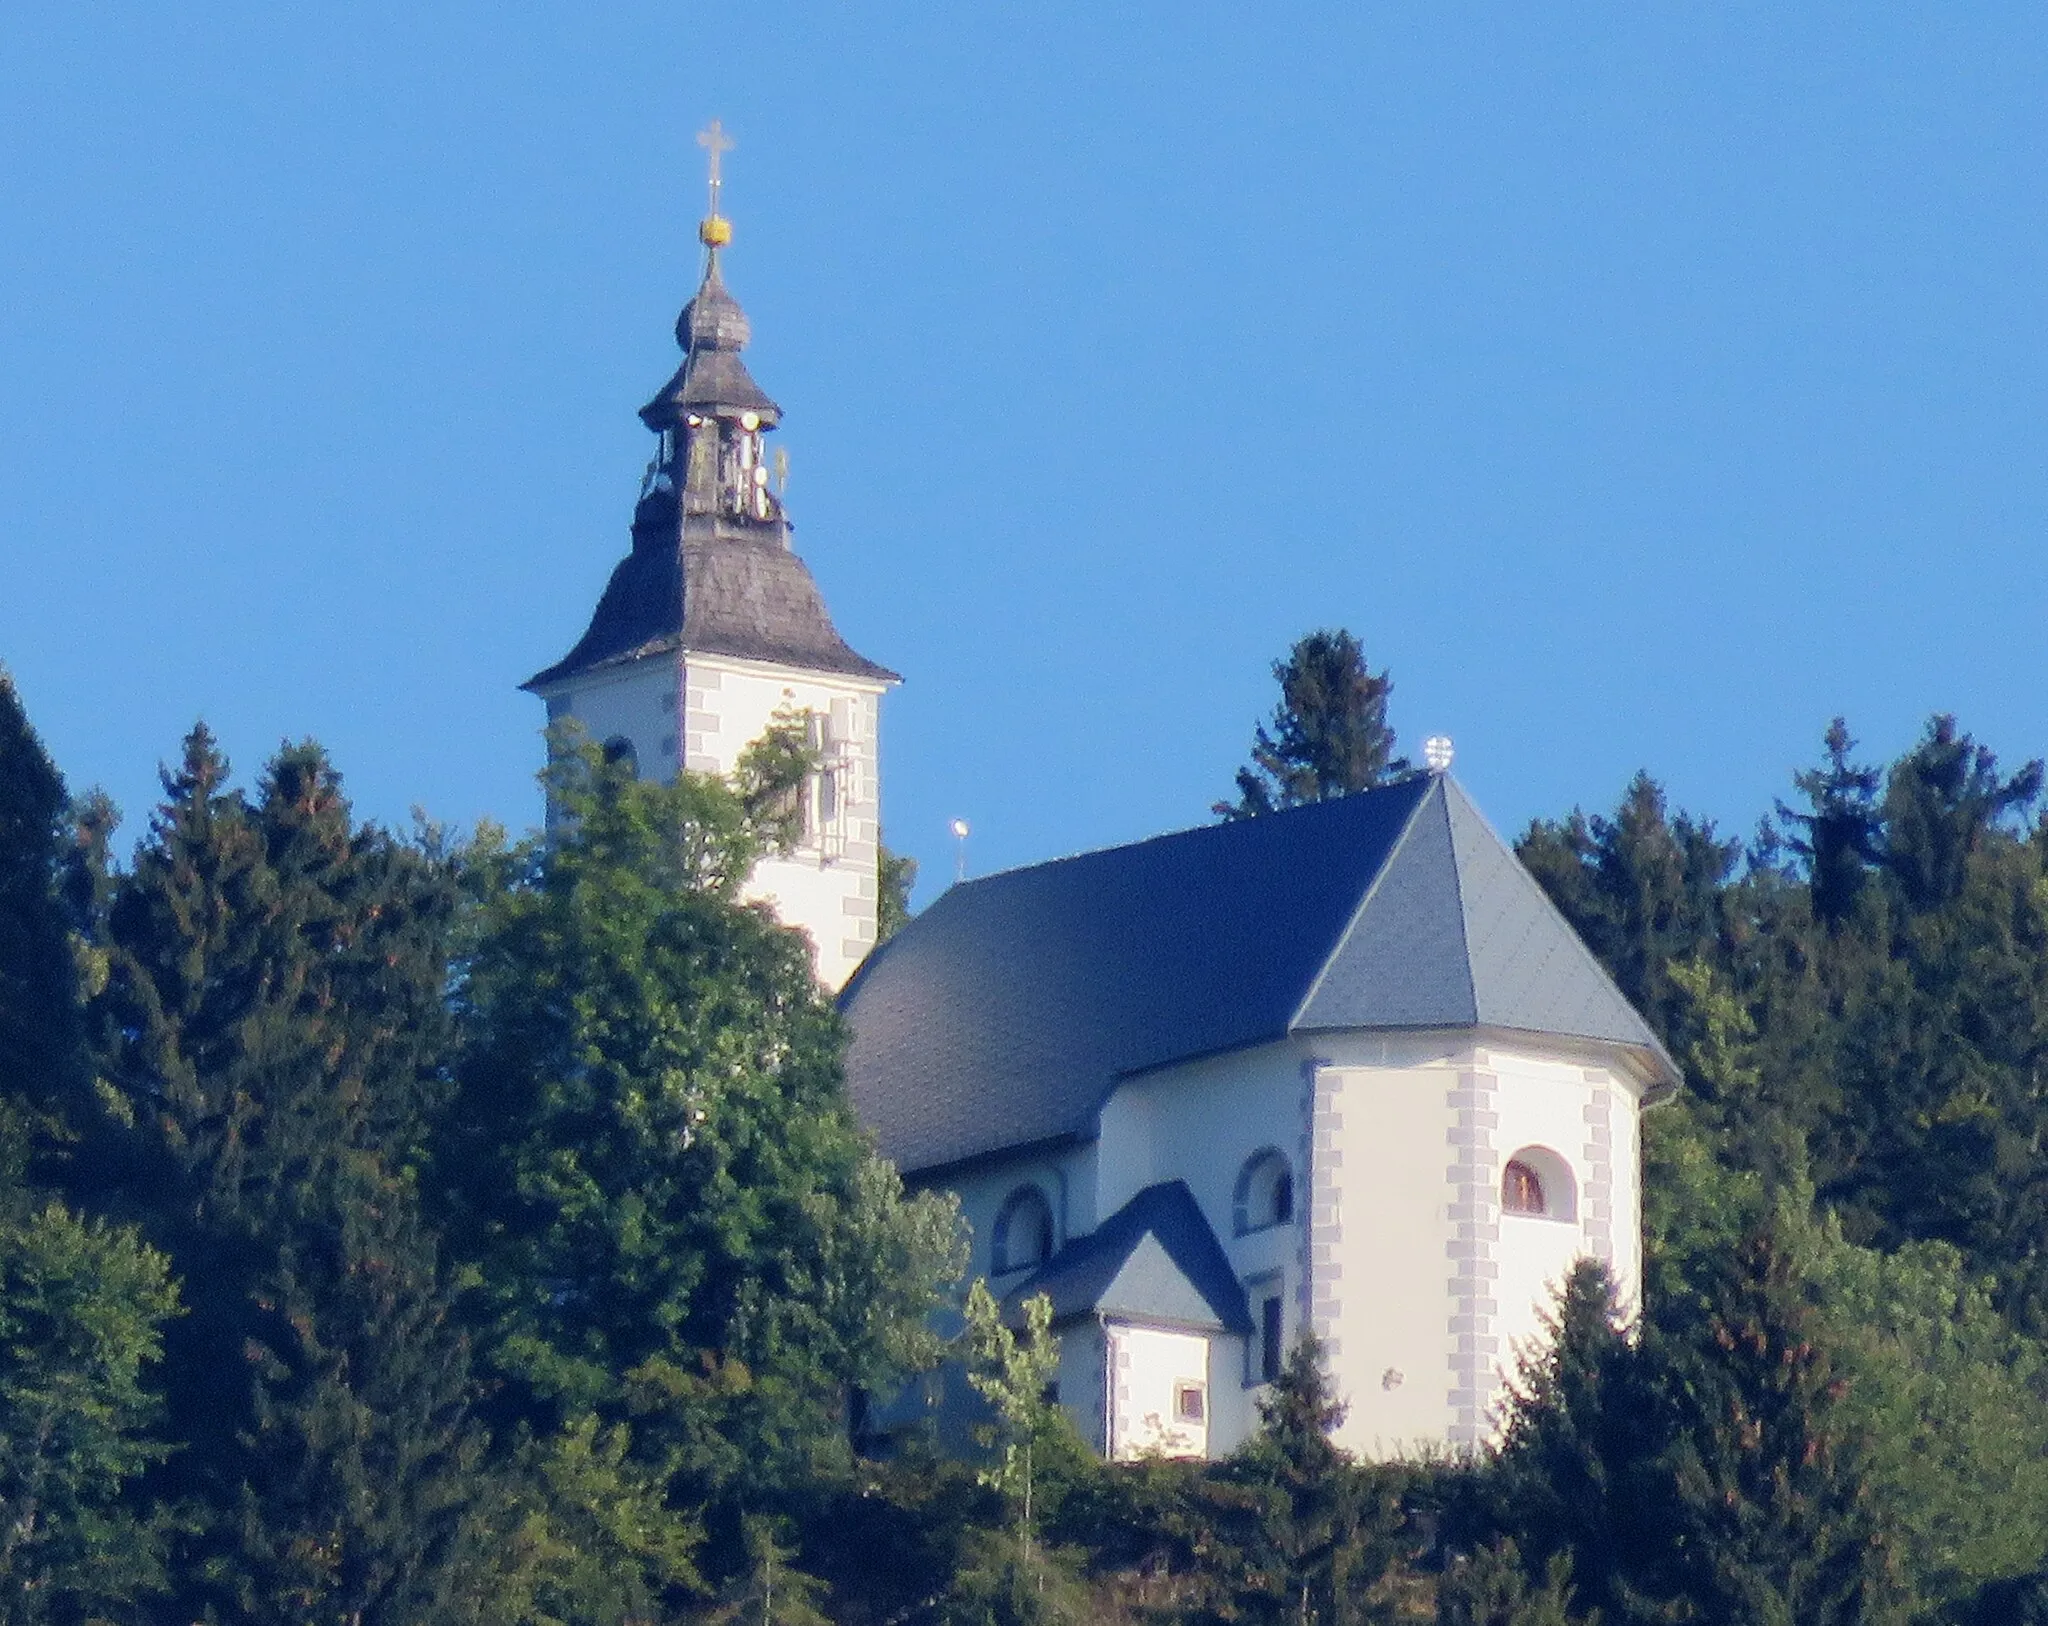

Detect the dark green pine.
[
  {"left": 90, "top": 729, "right": 491, "bottom": 1624},
  {"left": 1652, "top": 1229, "right": 1908, "bottom": 1626},
  {"left": 1469, "top": 1259, "right": 1675, "bottom": 1624},
  {"left": 0, "top": 668, "right": 89, "bottom": 1155},
  {"left": 1515, "top": 772, "right": 1737, "bottom": 1044},
  {"left": 1218, "top": 628, "right": 1406, "bottom": 819},
  {"left": 1190, "top": 1332, "right": 1405, "bottom": 1626},
  {"left": 1773, "top": 718, "right": 1884, "bottom": 931}
]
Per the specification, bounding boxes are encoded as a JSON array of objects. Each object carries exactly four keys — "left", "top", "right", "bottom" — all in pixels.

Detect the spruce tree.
[
  {"left": 1473, "top": 1259, "right": 1674, "bottom": 1623},
  {"left": 1219, "top": 630, "right": 1405, "bottom": 819},
  {"left": 0, "top": 668, "right": 87, "bottom": 1143},
  {"left": 1652, "top": 1229, "right": 1907, "bottom": 1626},
  {"left": 1516, "top": 773, "right": 1737, "bottom": 1043},
  {"left": 1773, "top": 718, "right": 1884, "bottom": 931},
  {"left": 1879, "top": 715, "right": 2041, "bottom": 913},
  {"left": 1194, "top": 1333, "right": 1408, "bottom": 1626},
  {"left": 85, "top": 728, "right": 492, "bottom": 1625},
  {"left": 1435, "top": 1540, "right": 1580, "bottom": 1626}
]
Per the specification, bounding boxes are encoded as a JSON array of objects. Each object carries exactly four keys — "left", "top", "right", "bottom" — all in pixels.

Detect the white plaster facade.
[
  {"left": 537, "top": 649, "right": 890, "bottom": 991},
  {"left": 930, "top": 1027, "right": 1654, "bottom": 1461}
]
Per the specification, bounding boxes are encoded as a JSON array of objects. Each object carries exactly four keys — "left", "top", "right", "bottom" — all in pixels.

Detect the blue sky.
[{"left": 5, "top": 5, "right": 2045, "bottom": 903}]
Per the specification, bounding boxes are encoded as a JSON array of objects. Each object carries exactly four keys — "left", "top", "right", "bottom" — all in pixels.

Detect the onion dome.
[{"left": 640, "top": 250, "right": 780, "bottom": 430}]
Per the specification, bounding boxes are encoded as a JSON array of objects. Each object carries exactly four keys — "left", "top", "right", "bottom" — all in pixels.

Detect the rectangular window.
[
  {"left": 1261, "top": 1294, "right": 1284, "bottom": 1384},
  {"left": 804, "top": 711, "right": 844, "bottom": 854},
  {"left": 1176, "top": 1383, "right": 1206, "bottom": 1424}
]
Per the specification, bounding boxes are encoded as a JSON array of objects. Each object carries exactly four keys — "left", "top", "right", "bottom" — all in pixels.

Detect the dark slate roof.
[
  {"left": 841, "top": 775, "right": 1678, "bottom": 1174},
  {"left": 641, "top": 346, "right": 780, "bottom": 426},
  {"left": 1001, "top": 1181, "right": 1253, "bottom": 1336},
  {"left": 640, "top": 260, "right": 781, "bottom": 429},
  {"left": 524, "top": 489, "right": 899, "bottom": 689}
]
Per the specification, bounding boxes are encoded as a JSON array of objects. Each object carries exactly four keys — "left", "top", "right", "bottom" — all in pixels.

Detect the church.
[{"left": 530, "top": 141, "right": 1678, "bottom": 1463}]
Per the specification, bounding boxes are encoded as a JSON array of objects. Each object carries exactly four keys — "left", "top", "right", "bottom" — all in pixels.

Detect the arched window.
[
  {"left": 601, "top": 736, "right": 639, "bottom": 779},
  {"left": 1501, "top": 1146, "right": 1577, "bottom": 1222},
  {"left": 992, "top": 1185, "right": 1055, "bottom": 1274},
  {"left": 1233, "top": 1149, "right": 1296, "bottom": 1236}
]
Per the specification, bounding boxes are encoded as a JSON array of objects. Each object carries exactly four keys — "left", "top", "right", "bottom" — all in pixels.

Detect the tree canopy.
[
  {"left": 5, "top": 651, "right": 2048, "bottom": 1622},
  {"left": 1218, "top": 629, "right": 1406, "bottom": 819}
]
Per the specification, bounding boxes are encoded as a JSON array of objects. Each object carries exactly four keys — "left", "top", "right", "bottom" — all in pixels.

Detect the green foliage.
[
  {"left": 1219, "top": 629, "right": 1406, "bottom": 819},
  {"left": 81, "top": 728, "right": 491, "bottom": 1624},
  {"left": 938, "top": 1526, "right": 1094, "bottom": 1626},
  {"left": 1791, "top": 1218, "right": 2048, "bottom": 1613},
  {"left": 735, "top": 706, "right": 824, "bottom": 857},
  {"left": 1436, "top": 1540, "right": 1581, "bottom": 1626},
  {"left": 1653, "top": 1229, "right": 1909, "bottom": 1626},
  {"left": 0, "top": 667, "right": 90, "bottom": 1156},
  {"left": 443, "top": 737, "right": 963, "bottom": 1606},
  {"left": 878, "top": 842, "right": 918, "bottom": 942},
  {"left": 0, "top": 1200, "right": 179, "bottom": 1624},
  {"left": 1516, "top": 771, "right": 1739, "bottom": 1042},
  {"left": 1186, "top": 1333, "right": 1417, "bottom": 1626},
  {"left": 963, "top": 1285, "right": 1061, "bottom": 1518},
  {"left": 18, "top": 652, "right": 2048, "bottom": 1621},
  {"left": 705, "top": 1515, "right": 835, "bottom": 1626}
]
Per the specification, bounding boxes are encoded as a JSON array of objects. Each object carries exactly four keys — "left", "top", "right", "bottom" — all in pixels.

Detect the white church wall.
[
  {"left": 1095, "top": 1041, "right": 1309, "bottom": 1454},
  {"left": 540, "top": 657, "right": 681, "bottom": 781},
  {"left": 1106, "top": 1322, "right": 1212, "bottom": 1460},
  {"left": 683, "top": 654, "right": 888, "bottom": 991},
  {"left": 940, "top": 1149, "right": 1088, "bottom": 1286},
  {"left": 1055, "top": 1319, "right": 1108, "bottom": 1449},
  {"left": 910, "top": 1033, "right": 1649, "bottom": 1466},
  {"left": 1487, "top": 1044, "right": 1649, "bottom": 1389},
  {"left": 1303, "top": 1037, "right": 1466, "bottom": 1458}
]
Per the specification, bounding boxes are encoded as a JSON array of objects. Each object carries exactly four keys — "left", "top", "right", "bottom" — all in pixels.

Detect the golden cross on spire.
[{"left": 697, "top": 119, "right": 735, "bottom": 247}]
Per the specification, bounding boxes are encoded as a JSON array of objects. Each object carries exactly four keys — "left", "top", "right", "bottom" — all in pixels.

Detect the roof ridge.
[
  {"left": 1437, "top": 780, "right": 1480, "bottom": 1024},
  {"left": 1285, "top": 776, "right": 1446, "bottom": 1030},
  {"left": 942, "top": 774, "right": 1436, "bottom": 899},
  {"left": 1439, "top": 777, "right": 1682, "bottom": 1092}
]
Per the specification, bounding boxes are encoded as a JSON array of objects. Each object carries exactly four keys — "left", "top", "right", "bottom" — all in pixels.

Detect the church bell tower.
[{"left": 523, "top": 124, "right": 897, "bottom": 990}]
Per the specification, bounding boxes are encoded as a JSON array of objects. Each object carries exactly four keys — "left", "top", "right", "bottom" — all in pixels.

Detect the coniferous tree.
[
  {"left": 1652, "top": 1229, "right": 1907, "bottom": 1626},
  {"left": 1219, "top": 630, "right": 1406, "bottom": 819},
  {"left": 84, "top": 729, "right": 492, "bottom": 1625},
  {"left": 1774, "top": 718, "right": 1884, "bottom": 931},
  {"left": 1517, "top": 773, "right": 1738, "bottom": 1042},
  {"left": 1435, "top": 1540, "right": 1581, "bottom": 1626},
  {"left": 1467, "top": 1260, "right": 1676, "bottom": 1624},
  {"left": 0, "top": 669, "right": 88, "bottom": 1145},
  {"left": 1192, "top": 1333, "right": 1410, "bottom": 1626},
  {"left": 1878, "top": 714, "right": 2042, "bottom": 913}
]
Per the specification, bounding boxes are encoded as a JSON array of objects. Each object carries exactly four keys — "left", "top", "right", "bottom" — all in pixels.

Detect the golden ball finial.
[{"left": 699, "top": 215, "right": 733, "bottom": 248}]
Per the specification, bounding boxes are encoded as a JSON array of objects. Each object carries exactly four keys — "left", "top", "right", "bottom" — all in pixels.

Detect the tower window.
[
  {"left": 1176, "top": 1383, "right": 1206, "bottom": 1424},
  {"left": 1501, "top": 1147, "right": 1577, "bottom": 1221},
  {"left": 601, "top": 737, "right": 639, "bottom": 779},
  {"left": 992, "top": 1185, "right": 1055, "bottom": 1275},
  {"left": 1503, "top": 1159, "right": 1544, "bottom": 1214},
  {"left": 1233, "top": 1149, "right": 1295, "bottom": 1235},
  {"left": 1260, "top": 1293, "right": 1284, "bottom": 1384}
]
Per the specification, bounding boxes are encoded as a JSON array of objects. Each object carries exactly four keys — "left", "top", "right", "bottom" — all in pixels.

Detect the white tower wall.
[
  {"left": 1305, "top": 1031, "right": 1651, "bottom": 1458},
  {"left": 537, "top": 648, "right": 888, "bottom": 992}
]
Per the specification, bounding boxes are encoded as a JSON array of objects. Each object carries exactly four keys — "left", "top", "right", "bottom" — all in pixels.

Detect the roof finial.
[{"left": 697, "top": 119, "right": 735, "bottom": 250}]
